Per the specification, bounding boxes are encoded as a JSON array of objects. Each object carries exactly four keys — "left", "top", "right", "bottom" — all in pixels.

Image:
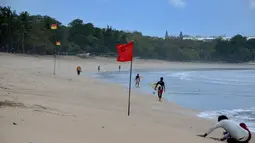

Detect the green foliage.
[{"left": 0, "top": 6, "right": 255, "bottom": 63}]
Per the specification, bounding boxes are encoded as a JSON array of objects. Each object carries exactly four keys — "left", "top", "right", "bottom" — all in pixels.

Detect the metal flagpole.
[
  {"left": 51, "top": 23, "right": 57, "bottom": 75},
  {"left": 127, "top": 58, "right": 133, "bottom": 116},
  {"left": 53, "top": 47, "right": 56, "bottom": 75},
  {"left": 117, "top": 41, "right": 133, "bottom": 116}
]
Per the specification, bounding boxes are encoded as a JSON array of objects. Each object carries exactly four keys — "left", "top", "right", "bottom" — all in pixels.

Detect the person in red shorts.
[
  {"left": 135, "top": 74, "right": 140, "bottom": 88},
  {"left": 155, "top": 77, "right": 165, "bottom": 101}
]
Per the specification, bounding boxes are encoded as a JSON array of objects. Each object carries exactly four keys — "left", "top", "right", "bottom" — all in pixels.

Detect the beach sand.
[{"left": 0, "top": 53, "right": 254, "bottom": 143}]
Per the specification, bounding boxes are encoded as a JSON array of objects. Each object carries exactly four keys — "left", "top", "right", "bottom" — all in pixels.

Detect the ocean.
[{"left": 89, "top": 69, "right": 255, "bottom": 132}]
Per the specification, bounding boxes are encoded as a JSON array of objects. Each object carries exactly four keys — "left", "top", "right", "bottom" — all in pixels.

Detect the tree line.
[{"left": 1, "top": 6, "right": 255, "bottom": 63}]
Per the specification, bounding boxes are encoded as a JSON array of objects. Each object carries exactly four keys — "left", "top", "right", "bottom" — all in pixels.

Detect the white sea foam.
[
  {"left": 175, "top": 70, "right": 255, "bottom": 86},
  {"left": 166, "top": 71, "right": 194, "bottom": 80},
  {"left": 148, "top": 71, "right": 169, "bottom": 74},
  {"left": 194, "top": 75, "right": 254, "bottom": 86},
  {"left": 91, "top": 74, "right": 101, "bottom": 78}
]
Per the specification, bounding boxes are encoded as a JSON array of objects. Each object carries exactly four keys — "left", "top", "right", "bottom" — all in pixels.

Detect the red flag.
[{"left": 116, "top": 42, "right": 134, "bottom": 62}]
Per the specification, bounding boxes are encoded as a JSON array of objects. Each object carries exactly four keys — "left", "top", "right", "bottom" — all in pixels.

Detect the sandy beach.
[{"left": 0, "top": 53, "right": 254, "bottom": 143}]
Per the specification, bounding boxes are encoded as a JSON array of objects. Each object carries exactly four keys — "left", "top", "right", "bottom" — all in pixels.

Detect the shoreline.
[
  {"left": 91, "top": 68, "right": 255, "bottom": 133},
  {"left": 89, "top": 70, "right": 201, "bottom": 114},
  {"left": 96, "top": 67, "right": 255, "bottom": 74},
  {"left": 2, "top": 52, "right": 255, "bottom": 70},
  {"left": 0, "top": 53, "right": 254, "bottom": 143}
]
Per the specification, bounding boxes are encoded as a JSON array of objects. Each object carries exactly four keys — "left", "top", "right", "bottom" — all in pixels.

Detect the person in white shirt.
[{"left": 201, "top": 115, "right": 252, "bottom": 143}]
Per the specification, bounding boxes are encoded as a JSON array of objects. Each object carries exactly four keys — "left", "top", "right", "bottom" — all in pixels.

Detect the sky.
[{"left": 2, "top": 0, "right": 255, "bottom": 37}]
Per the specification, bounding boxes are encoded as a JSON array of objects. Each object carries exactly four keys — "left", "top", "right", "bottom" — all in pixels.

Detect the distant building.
[
  {"left": 247, "top": 36, "right": 255, "bottom": 40},
  {"left": 164, "top": 31, "right": 255, "bottom": 41},
  {"left": 179, "top": 31, "right": 183, "bottom": 40},
  {"left": 165, "top": 31, "right": 169, "bottom": 40}
]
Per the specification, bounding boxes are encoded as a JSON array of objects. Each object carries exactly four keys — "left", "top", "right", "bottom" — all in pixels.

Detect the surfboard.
[{"left": 151, "top": 83, "right": 161, "bottom": 91}]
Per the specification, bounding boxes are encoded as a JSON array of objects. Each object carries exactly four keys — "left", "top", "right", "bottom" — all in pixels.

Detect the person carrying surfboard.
[
  {"left": 201, "top": 115, "right": 252, "bottom": 143},
  {"left": 135, "top": 74, "right": 140, "bottom": 87},
  {"left": 155, "top": 77, "right": 165, "bottom": 101}
]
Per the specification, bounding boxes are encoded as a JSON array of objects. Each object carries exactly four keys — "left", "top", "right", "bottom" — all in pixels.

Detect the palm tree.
[{"left": 19, "top": 11, "right": 31, "bottom": 53}]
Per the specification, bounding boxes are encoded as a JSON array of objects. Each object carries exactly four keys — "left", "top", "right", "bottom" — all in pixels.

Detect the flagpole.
[
  {"left": 53, "top": 47, "right": 56, "bottom": 75},
  {"left": 127, "top": 58, "right": 133, "bottom": 116},
  {"left": 51, "top": 23, "right": 57, "bottom": 75},
  {"left": 116, "top": 41, "right": 133, "bottom": 116}
]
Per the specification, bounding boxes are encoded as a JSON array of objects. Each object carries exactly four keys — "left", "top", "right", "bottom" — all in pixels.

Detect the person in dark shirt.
[
  {"left": 98, "top": 66, "right": 100, "bottom": 72},
  {"left": 135, "top": 74, "right": 140, "bottom": 87},
  {"left": 119, "top": 65, "right": 121, "bottom": 72},
  {"left": 155, "top": 77, "right": 165, "bottom": 101}
]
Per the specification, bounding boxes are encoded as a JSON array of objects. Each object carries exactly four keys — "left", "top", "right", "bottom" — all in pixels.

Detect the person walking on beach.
[
  {"left": 135, "top": 74, "right": 140, "bottom": 87},
  {"left": 200, "top": 115, "right": 252, "bottom": 143},
  {"left": 155, "top": 77, "right": 165, "bottom": 101},
  {"left": 118, "top": 65, "right": 121, "bottom": 72},
  {"left": 98, "top": 66, "right": 100, "bottom": 72},
  {"left": 76, "top": 65, "right": 82, "bottom": 76}
]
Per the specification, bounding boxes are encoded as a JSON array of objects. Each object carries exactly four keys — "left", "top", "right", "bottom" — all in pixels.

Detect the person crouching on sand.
[
  {"left": 135, "top": 74, "right": 140, "bottom": 87},
  {"left": 76, "top": 65, "right": 82, "bottom": 76},
  {"left": 155, "top": 77, "right": 165, "bottom": 101},
  {"left": 200, "top": 115, "right": 252, "bottom": 143}
]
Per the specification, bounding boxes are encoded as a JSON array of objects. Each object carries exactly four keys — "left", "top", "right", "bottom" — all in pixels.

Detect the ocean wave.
[
  {"left": 198, "top": 108, "right": 255, "bottom": 132},
  {"left": 166, "top": 71, "right": 194, "bottom": 80},
  {"left": 148, "top": 71, "right": 169, "bottom": 74},
  {"left": 201, "top": 80, "right": 253, "bottom": 86},
  {"left": 191, "top": 74, "right": 255, "bottom": 86},
  {"left": 166, "top": 70, "right": 255, "bottom": 86},
  {"left": 90, "top": 74, "right": 101, "bottom": 78}
]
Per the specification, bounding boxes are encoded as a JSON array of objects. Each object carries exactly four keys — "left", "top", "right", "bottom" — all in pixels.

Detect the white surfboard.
[{"left": 151, "top": 83, "right": 162, "bottom": 91}]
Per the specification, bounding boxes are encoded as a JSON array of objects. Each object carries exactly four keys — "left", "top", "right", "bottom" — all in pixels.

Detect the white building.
[{"left": 182, "top": 36, "right": 255, "bottom": 41}]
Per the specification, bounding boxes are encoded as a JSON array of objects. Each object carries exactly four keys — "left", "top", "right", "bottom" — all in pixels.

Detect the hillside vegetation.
[{"left": 1, "top": 6, "right": 255, "bottom": 63}]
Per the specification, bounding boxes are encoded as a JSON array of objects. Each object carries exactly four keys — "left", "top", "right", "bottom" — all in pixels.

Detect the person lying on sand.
[
  {"left": 76, "top": 66, "right": 82, "bottom": 76},
  {"left": 155, "top": 77, "right": 165, "bottom": 102},
  {"left": 200, "top": 115, "right": 252, "bottom": 143}
]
